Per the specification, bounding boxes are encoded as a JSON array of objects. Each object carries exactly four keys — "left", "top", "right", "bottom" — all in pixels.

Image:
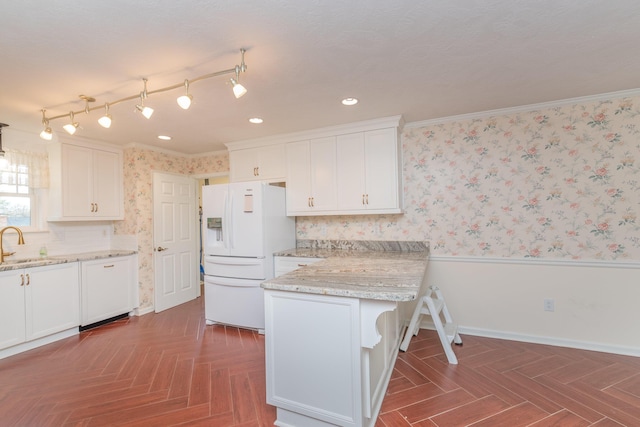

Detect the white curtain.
[{"left": 3, "top": 148, "right": 49, "bottom": 189}]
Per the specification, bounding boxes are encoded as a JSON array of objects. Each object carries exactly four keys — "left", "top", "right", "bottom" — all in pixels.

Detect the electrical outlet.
[{"left": 543, "top": 298, "right": 555, "bottom": 312}]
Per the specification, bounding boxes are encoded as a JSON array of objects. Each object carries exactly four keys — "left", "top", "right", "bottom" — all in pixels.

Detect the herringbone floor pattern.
[{"left": 0, "top": 297, "right": 639, "bottom": 426}]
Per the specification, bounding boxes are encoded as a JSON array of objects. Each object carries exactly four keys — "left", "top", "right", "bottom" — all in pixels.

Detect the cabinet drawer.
[
  {"left": 204, "top": 255, "right": 268, "bottom": 279},
  {"left": 274, "top": 256, "right": 322, "bottom": 277}
]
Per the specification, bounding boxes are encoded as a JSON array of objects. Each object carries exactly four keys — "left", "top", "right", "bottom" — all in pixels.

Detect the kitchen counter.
[
  {"left": 264, "top": 241, "right": 429, "bottom": 427},
  {"left": 0, "top": 250, "right": 137, "bottom": 272},
  {"left": 265, "top": 240, "right": 429, "bottom": 301}
]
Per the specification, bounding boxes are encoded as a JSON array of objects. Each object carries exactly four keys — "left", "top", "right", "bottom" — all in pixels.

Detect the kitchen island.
[{"left": 262, "top": 241, "right": 428, "bottom": 427}]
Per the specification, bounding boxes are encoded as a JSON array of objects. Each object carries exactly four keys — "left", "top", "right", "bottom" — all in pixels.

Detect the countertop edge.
[{"left": 0, "top": 250, "right": 137, "bottom": 271}]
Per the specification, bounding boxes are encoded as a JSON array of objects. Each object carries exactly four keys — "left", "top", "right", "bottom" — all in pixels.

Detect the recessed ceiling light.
[
  {"left": 341, "top": 97, "right": 358, "bottom": 106},
  {"left": 157, "top": 135, "right": 172, "bottom": 141},
  {"left": 249, "top": 117, "right": 264, "bottom": 124}
]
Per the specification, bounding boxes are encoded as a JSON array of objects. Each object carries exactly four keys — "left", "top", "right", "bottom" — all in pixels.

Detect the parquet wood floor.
[{"left": 1, "top": 297, "right": 639, "bottom": 426}]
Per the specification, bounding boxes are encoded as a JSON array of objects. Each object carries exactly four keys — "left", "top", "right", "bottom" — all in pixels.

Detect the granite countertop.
[
  {"left": 0, "top": 250, "right": 137, "bottom": 272},
  {"left": 263, "top": 240, "right": 429, "bottom": 302}
]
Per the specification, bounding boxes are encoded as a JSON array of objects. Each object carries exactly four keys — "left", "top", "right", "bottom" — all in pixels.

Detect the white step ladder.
[{"left": 400, "top": 285, "right": 462, "bottom": 364}]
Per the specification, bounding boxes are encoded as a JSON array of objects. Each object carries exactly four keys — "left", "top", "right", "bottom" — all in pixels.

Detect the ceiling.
[{"left": 2, "top": 1, "right": 640, "bottom": 155}]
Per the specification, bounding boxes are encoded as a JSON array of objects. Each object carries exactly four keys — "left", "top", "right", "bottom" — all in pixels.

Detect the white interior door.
[{"left": 153, "top": 172, "right": 199, "bottom": 312}]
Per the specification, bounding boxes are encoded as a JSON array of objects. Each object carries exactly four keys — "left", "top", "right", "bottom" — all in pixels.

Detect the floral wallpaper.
[
  {"left": 115, "top": 94, "right": 640, "bottom": 311},
  {"left": 296, "top": 95, "right": 640, "bottom": 261},
  {"left": 114, "top": 147, "right": 228, "bottom": 310}
]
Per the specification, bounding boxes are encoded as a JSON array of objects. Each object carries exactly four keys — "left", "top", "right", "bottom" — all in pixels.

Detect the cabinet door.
[
  {"left": 230, "top": 145, "right": 286, "bottom": 182},
  {"left": 257, "top": 144, "right": 286, "bottom": 180},
  {"left": 26, "top": 263, "right": 80, "bottom": 341},
  {"left": 336, "top": 129, "right": 401, "bottom": 213},
  {"left": 309, "top": 137, "right": 337, "bottom": 211},
  {"left": 285, "top": 141, "right": 312, "bottom": 214},
  {"left": 62, "top": 144, "right": 94, "bottom": 217},
  {"left": 0, "top": 270, "right": 26, "bottom": 350},
  {"left": 81, "top": 256, "right": 134, "bottom": 326},
  {"left": 229, "top": 149, "right": 259, "bottom": 182},
  {"left": 93, "top": 148, "right": 122, "bottom": 218},
  {"left": 363, "top": 128, "right": 399, "bottom": 210},
  {"left": 336, "top": 132, "right": 366, "bottom": 211}
]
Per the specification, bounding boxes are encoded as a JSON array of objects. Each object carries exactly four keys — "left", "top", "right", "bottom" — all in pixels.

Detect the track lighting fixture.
[
  {"left": 177, "top": 79, "right": 193, "bottom": 109},
  {"left": 38, "top": 48, "right": 248, "bottom": 139},
  {"left": 98, "top": 103, "right": 112, "bottom": 128},
  {"left": 39, "top": 109, "right": 53, "bottom": 141},
  {"left": 63, "top": 111, "right": 79, "bottom": 135}
]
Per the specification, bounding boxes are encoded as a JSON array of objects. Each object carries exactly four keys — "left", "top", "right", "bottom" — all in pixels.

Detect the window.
[
  {"left": 0, "top": 150, "right": 49, "bottom": 230},
  {"left": 0, "top": 160, "right": 32, "bottom": 227}
]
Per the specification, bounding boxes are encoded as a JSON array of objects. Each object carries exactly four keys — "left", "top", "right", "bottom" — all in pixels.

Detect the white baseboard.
[
  {"left": 0, "top": 328, "right": 79, "bottom": 360},
  {"left": 135, "top": 306, "right": 155, "bottom": 316},
  {"left": 416, "top": 322, "right": 640, "bottom": 358}
]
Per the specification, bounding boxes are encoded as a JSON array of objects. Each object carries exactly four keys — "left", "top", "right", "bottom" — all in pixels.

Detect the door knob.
[{"left": 156, "top": 246, "right": 168, "bottom": 252}]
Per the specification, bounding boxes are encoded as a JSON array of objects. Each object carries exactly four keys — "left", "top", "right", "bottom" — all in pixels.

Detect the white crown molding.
[
  {"left": 225, "top": 115, "right": 404, "bottom": 151},
  {"left": 125, "top": 142, "right": 226, "bottom": 158},
  {"left": 405, "top": 88, "right": 640, "bottom": 129}
]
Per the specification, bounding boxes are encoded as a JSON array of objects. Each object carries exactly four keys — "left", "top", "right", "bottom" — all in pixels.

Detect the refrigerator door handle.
[
  {"left": 228, "top": 192, "right": 234, "bottom": 250},
  {"left": 222, "top": 191, "right": 229, "bottom": 250}
]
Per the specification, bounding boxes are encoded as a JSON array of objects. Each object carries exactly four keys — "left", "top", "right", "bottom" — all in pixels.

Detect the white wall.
[{"left": 423, "top": 257, "right": 640, "bottom": 356}]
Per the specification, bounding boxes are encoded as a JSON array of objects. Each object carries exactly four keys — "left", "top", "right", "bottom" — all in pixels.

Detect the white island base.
[{"left": 265, "top": 290, "right": 404, "bottom": 427}]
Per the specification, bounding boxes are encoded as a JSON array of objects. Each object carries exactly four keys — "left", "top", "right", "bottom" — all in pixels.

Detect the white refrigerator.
[{"left": 202, "top": 181, "right": 295, "bottom": 331}]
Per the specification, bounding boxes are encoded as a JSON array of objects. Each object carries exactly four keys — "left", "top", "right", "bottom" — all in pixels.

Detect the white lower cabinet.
[
  {"left": 81, "top": 255, "right": 136, "bottom": 326},
  {"left": 265, "top": 290, "right": 401, "bottom": 427},
  {"left": 0, "top": 263, "right": 80, "bottom": 351}
]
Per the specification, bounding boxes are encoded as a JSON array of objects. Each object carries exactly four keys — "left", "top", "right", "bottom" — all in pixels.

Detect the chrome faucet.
[{"left": 0, "top": 226, "right": 25, "bottom": 263}]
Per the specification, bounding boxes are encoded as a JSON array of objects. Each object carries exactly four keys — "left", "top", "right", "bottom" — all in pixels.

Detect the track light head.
[
  {"left": 231, "top": 81, "right": 247, "bottom": 99},
  {"left": 177, "top": 94, "right": 192, "bottom": 109},
  {"left": 63, "top": 111, "right": 79, "bottom": 135},
  {"left": 39, "top": 110, "right": 53, "bottom": 140},
  {"left": 135, "top": 93, "right": 154, "bottom": 119},
  {"left": 229, "top": 65, "right": 247, "bottom": 99},
  {"left": 98, "top": 103, "right": 112, "bottom": 128},
  {"left": 40, "top": 126, "right": 53, "bottom": 140},
  {"left": 177, "top": 79, "right": 192, "bottom": 109}
]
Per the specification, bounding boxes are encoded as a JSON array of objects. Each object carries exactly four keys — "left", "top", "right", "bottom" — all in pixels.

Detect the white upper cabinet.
[
  {"left": 228, "top": 143, "right": 286, "bottom": 182},
  {"left": 336, "top": 127, "right": 402, "bottom": 214},
  {"left": 48, "top": 139, "right": 124, "bottom": 221},
  {"left": 228, "top": 115, "right": 403, "bottom": 216},
  {"left": 286, "top": 137, "right": 337, "bottom": 215},
  {"left": 284, "top": 117, "right": 403, "bottom": 216}
]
